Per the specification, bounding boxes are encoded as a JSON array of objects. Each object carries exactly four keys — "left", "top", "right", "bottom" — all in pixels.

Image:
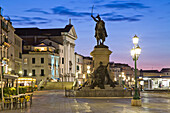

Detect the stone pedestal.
[
  {"left": 90, "top": 45, "right": 112, "bottom": 70},
  {"left": 131, "top": 99, "right": 142, "bottom": 106},
  {"left": 75, "top": 88, "right": 132, "bottom": 97}
]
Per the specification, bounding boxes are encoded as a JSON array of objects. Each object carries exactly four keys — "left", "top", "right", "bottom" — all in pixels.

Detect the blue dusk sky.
[{"left": 0, "top": 0, "right": 170, "bottom": 71}]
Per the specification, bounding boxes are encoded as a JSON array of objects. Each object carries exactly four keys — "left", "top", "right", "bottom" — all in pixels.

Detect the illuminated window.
[
  {"left": 41, "top": 48, "right": 45, "bottom": 51},
  {"left": 24, "top": 58, "right": 28, "bottom": 64}
]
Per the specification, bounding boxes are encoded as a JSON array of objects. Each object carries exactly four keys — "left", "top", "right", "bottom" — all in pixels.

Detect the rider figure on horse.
[{"left": 91, "top": 14, "right": 108, "bottom": 45}]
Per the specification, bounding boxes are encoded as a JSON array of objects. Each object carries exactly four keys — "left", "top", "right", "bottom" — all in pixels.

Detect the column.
[
  {"left": 70, "top": 43, "right": 75, "bottom": 82},
  {"left": 63, "top": 39, "right": 68, "bottom": 81}
]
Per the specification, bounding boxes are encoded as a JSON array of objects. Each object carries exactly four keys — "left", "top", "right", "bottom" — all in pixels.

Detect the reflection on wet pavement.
[{"left": 1, "top": 90, "right": 170, "bottom": 113}]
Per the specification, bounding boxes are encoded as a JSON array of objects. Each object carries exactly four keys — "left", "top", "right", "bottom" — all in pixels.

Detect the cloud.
[
  {"left": 15, "top": 21, "right": 49, "bottom": 25},
  {"left": 51, "top": 6, "right": 91, "bottom": 17},
  {"left": 102, "top": 2, "right": 150, "bottom": 9},
  {"left": 25, "top": 6, "right": 91, "bottom": 17},
  {"left": 103, "top": 15, "right": 143, "bottom": 22},
  {"left": 100, "top": 12, "right": 115, "bottom": 16},
  {"left": 25, "top": 8, "right": 51, "bottom": 14},
  {"left": 11, "top": 16, "right": 50, "bottom": 25},
  {"left": 32, "top": 17, "right": 48, "bottom": 21},
  {"left": 93, "top": 0, "right": 105, "bottom": 4}
]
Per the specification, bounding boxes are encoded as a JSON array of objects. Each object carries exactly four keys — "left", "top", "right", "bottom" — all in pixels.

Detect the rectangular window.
[
  {"left": 24, "top": 70, "right": 27, "bottom": 76},
  {"left": 62, "top": 58, "right": 64, "bottom": 64},
  {"left": 41, "top": 58, "right": 44, "bottom": 64},
  {"left": 78, "top": 58, "right": 79, "bottom": 63},
  {"left": 32, "top": 69, "right": 35, "bottom": 76},
  {"left": 77, "top": 65, "right": 79, "bottom": 70},
  {"left": 32, "top": 58, "right": 35, "bottom": 64},
  {"left": 19, "top": 52, "right": 22, "bottom": 59},
  {"left": 24, "top": 58, "right": 28, "bottom": 64},
  {"left": 3, "top": 35, "right": 8, "bottom": 43},
  {"left": 41, "top": 69, "right": 44, "bottom": 76}
]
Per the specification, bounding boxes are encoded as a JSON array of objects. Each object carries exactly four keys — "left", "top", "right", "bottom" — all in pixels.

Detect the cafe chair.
[{"left": 3, "top": 98, "right": 12, "bottom": 109}]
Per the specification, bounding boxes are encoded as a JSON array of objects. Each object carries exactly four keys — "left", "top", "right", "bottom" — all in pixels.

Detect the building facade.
[
  {"left": 109, "top": 63, "right": 136, "bottom": 87},
  {"left": 15, "top": 24, "right": 77, "bottom": 82},
  {"left": 22, "top": 43, "right": 59, "bottom": 83},
  {"left": 83, "top": 56, "right": 93, "bottom": 82},
  {"left": 141, "top": 69, "right": 170, "bottom": 90},
  {"left": 0, "top": 12, "right": 22, "bottom": 77},
  {"left": 75, "top": 53, "right": 84, "bottom": 84}
]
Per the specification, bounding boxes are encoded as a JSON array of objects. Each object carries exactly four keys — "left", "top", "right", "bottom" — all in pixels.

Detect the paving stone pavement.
[{"left": 1, "top": 90, "right": 170, "bottom": 113}]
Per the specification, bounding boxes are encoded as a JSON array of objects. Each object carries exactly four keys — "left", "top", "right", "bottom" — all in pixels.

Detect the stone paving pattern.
[{"left": 1, "top": 90, "right": 170, "bottom": 113}]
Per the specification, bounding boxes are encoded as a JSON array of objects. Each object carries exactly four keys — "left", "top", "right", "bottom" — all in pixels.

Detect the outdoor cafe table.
[{"left": 3, "top": 93, "right": 33, "bottom": 110}]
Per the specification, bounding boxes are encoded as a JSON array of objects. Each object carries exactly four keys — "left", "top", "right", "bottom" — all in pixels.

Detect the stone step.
[
  {"left": 44, "top": 82, "right": 73, "bottom": 90},
  {"left": 104, "top": 85, "right": 113, "bottom": 89}
]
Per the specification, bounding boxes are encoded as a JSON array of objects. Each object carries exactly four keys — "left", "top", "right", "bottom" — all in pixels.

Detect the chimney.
[{"left": 69, "top": 19, "right": 71, "bottom": 25}]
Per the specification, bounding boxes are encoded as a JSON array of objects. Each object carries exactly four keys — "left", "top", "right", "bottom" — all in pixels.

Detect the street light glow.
[
  {"left": 87, "top": 70, "right": 90, "bottom": 74},
  {"left": 87, "top": 65, "right": 90, "bottom": 70},
  {"left": 132, "top": 35, "right": 139, "bottom": 45},
  {"left": 132, "top": 78, "right": 134, "bottom": 81},
  {"left": 135, "top": 45, "right": 141, "bottom": 55},
  {"left": 19, "top": 71, "right": 22, "bottom": 74},
  {"left": 114, "top": 78, "right": 117, "bottom": 81},
  {"left": 131, "top": 48, "right": 135, "bottom": 58},
  {"left": 83, "top": 74, "right": 86, "bottom": 79},
  {"left": 29, "top": 73, "right": 32, "bottom": 76},
  {"left": 8, "top": 68, "right": 12, "bottom": 71},
  {"left": 76, "top": 73, "right": 78, "bottom": 78}
]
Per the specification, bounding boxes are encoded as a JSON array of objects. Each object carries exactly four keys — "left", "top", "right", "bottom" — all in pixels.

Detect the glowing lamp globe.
[
  {"left": 132, "top": 35, "right": 139, "bottom": 45},
  {"left": 135, "top": 45, "right": 141, "bottom": 55},
  {"left": 131, "top": 48, "right": 135, "bottom": 58}
]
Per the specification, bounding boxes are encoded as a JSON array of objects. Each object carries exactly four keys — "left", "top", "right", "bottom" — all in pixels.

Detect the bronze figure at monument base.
[{"left": 89, "top": 62, "right": 116, "bottom": 89}]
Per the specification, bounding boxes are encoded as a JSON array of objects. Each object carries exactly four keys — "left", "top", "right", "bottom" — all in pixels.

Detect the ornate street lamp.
[{"left": 131, "top": 35, "right": 142, "bottom": 106}]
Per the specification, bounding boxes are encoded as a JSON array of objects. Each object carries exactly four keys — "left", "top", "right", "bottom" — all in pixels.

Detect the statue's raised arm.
[{"left": 91, "top": 15, "right": 98, "bottom": 22}]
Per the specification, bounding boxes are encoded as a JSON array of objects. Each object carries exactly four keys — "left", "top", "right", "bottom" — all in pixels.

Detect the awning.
[{"left": 3, "top": 74, "right": 19, "bottom": 79}]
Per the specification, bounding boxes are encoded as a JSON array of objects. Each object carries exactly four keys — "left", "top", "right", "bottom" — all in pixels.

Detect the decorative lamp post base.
[{"left": 131, "top": 99, "right": 142, "bottom": 106}]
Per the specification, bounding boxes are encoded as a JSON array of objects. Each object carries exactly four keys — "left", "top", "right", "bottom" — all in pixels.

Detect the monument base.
[
  {"left": 90, "top": 45, "right": 112, "bottom": 70},
  {"left": 75, "top": 85, "right": 131, "bottom": 97},
  {"left": 131, "top": 99, "right": 142, "bottom": 106}
]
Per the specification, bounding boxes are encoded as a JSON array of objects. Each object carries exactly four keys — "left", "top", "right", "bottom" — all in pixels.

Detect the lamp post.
[
  {"left": 83, "top": 74, "right": 85, "bottom": 83},
  {"left": 87, "top": 65, "right": 90, "bottom": 85},
  {"left": 131, "top": 35, "right": 142, "bottom": 106},
  {"left": 119, "top": 74, "right": 122, "bottom": 86},
  {"left": 120, "top": 72, "right": 126, "bottom": 87}
]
